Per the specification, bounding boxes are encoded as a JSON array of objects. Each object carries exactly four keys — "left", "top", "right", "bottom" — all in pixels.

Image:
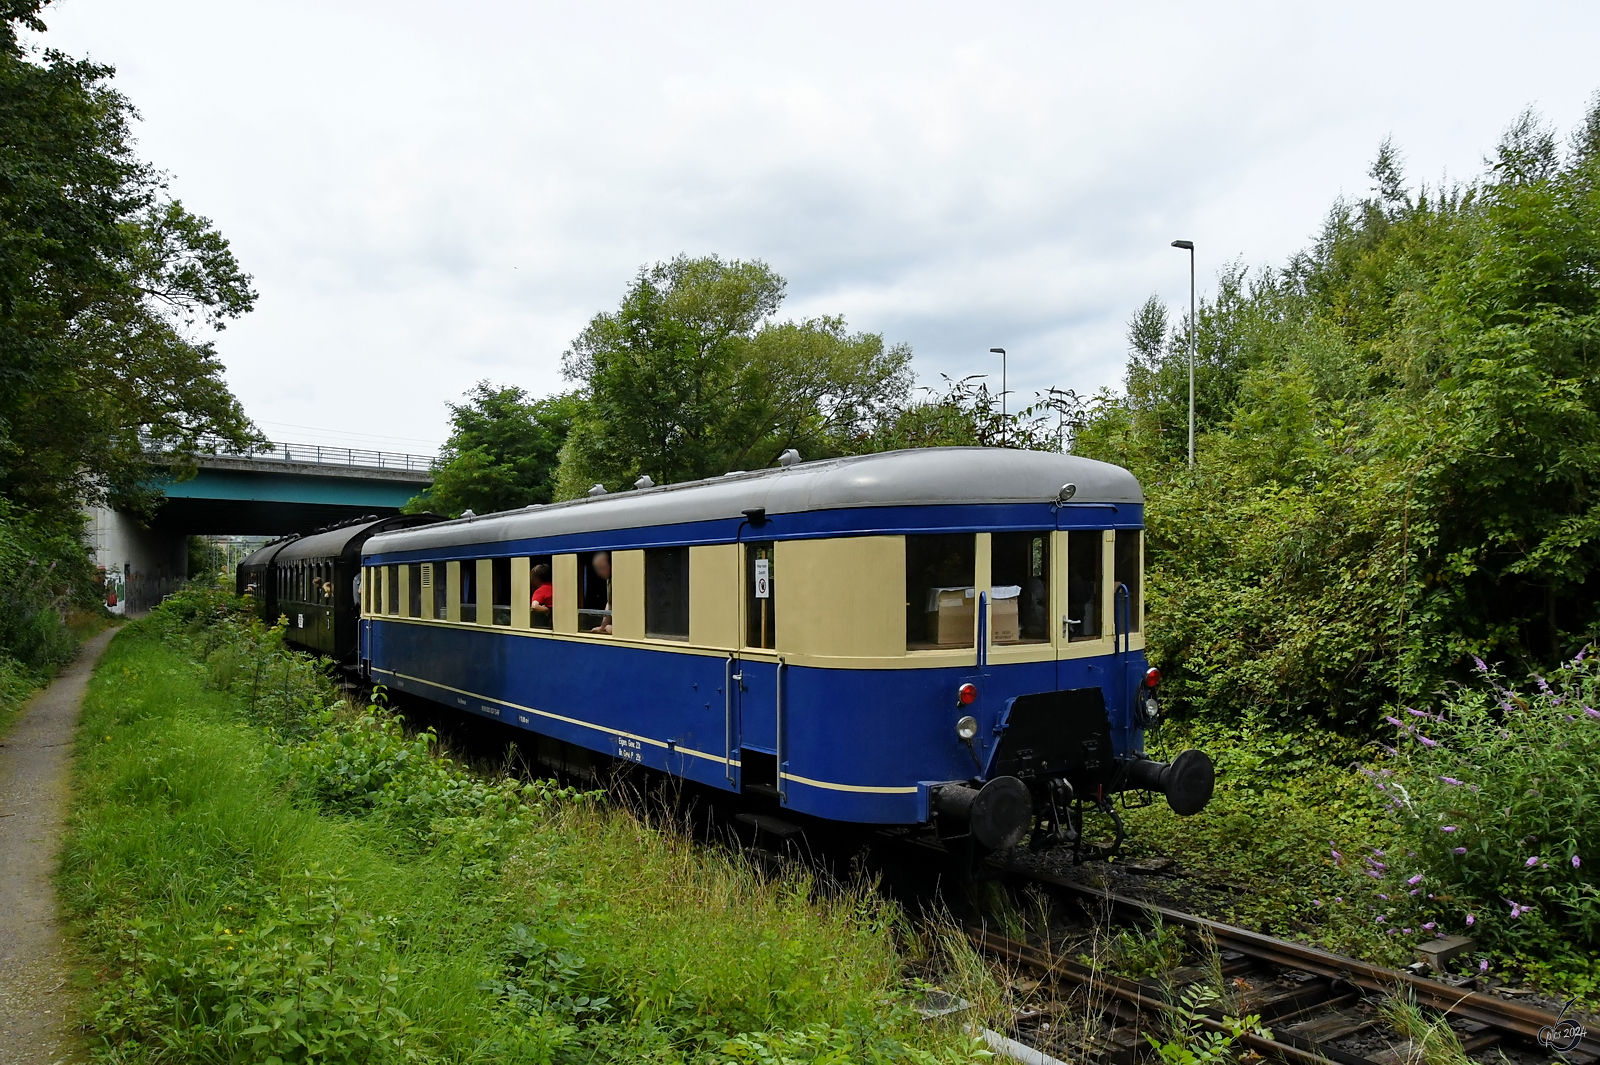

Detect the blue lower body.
[{"left": 364, "top": 619, "right": 1148, "bottom": 825}]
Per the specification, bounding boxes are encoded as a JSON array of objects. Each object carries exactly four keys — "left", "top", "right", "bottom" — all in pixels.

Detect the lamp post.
[
  {"left": 1170, "top": 240, "right": 1196, "bottom": 468},
  {"left": 989, "top": 347, "right": 1006, "bottom": 444}
]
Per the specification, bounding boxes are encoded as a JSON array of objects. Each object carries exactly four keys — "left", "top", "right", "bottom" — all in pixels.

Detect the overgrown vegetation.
[
  {"left": 64, "top": 587, "right": 984, "bottom": 1063},
  {"left": 1077, "top": 103, "right": 1600, "bottom": 726}
]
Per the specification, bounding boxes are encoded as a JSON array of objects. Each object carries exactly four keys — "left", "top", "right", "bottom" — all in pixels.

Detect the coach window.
[
  {"left": 1114, "top": 530, "right": 1142, "bottom": 634},
  {"left": 1066, "top": 530, "right": 1103, "bottom": 641},
  {"left": 407, "top": 564, "right": 422, "bottom": 618},
  {"left": 645, "top": 546, "right": 690, "bottom": 641},
  {"left": 386, "top": 564, "right": 400, "bottom": 616},
  {"left": 991, "top": 531, "right": 1050, "bottom": 644},
  {"left": 906, "top": 534, "right": 976, "bottom": 650},
  {"left": 745, "top": 542, "right": 776, "bottom": 649},
  {"left": 492, "top": 558, "right": 512, "bottom": 626},
  {"left": 578, "top": 551, "right": 613, "bottom": 633},
  {"left": 528, "top": 556, "right": 554, "bottom": 629},
  {"left": 422, "top": 562, "right": 445, "bottom": 620},
  {"left": 459, "top": 561, "right": 478, "bottom": 623}
]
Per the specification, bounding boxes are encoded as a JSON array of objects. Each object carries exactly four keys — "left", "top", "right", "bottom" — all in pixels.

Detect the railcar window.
[
  {"left": 645, "top": 547, "right": 690, "bottom": 641},
  {"left": 386, "top": 564, "right": 400, "bottom": 615},
  {"left": 1114, "top": 530, "right": 1142, "bottom": 634},
  {"left": 990, "top": 532, "right": 1050, "bottom": 644},
  {"left": 1066, "top": 531, "right": 1103, "bottom": 641},
  {"left": 579, "top": 551, "right": 613, "bottom": 634},
  {"left": 745, "top": 542, "right": 776, "bottom": 649},
  {"left": 528, "top": 556, "right": 553, "bottom": 630},
  {"left": 492, "top": 557, "right": 512, "bottom": 625},
  {"left": 407, "top": 564, "right": 422, "bottom": 617},
  {"left": 459, "top": 561, "right": 478, "bottom": 623},
  {"left": 906, "top": 534, "right": 976, "bottom": 650}
]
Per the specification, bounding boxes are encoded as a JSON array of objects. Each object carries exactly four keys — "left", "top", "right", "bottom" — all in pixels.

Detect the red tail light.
[
  {"left": 957, "top": 682, "right": 978, "bottom": 706},
  {"left": 1145, "top": 667, "right": 1162, "bottom": 688}
]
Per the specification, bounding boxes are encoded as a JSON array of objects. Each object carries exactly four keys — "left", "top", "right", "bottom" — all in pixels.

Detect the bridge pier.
[{"left": 86, "top": 506, "right": 188, "bottom": 615}]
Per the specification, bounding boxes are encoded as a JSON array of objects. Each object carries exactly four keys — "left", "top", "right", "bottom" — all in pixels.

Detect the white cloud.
[{"left": 37, "top": 0, "right": 1600, "bottom": 454}]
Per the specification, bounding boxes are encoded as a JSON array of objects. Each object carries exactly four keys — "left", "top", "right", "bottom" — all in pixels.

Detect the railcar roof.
[
  {"left": 278, "top": 515, "right": 440, "bottom": 563},
  {"left": 366, "top": 447, "right": 1139, "bottom": 554}
]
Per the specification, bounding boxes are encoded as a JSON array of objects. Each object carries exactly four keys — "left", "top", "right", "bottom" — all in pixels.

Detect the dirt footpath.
[{"left": 0, "top": 629, "right": 116, "bottom": 1065}]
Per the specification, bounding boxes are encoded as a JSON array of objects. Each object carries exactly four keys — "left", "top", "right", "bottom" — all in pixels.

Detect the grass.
[{"left": 61, "top": 594, "right": 982, "bottom": 1063}]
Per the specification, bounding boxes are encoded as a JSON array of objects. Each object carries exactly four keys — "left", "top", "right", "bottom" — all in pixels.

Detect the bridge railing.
[
  {"left": 167, "top": 437, "right": 438, "bottom": 473},
  {"left": 250, "top": 440, "right": 436, "bottom": 472}
]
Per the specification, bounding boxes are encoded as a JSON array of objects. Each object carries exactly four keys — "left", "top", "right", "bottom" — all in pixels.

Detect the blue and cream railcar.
[{"left": 357, "top": 448, "right": 1212, "bottom": 849}]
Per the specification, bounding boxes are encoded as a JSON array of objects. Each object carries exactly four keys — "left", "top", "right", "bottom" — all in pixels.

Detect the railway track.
[{"left": 966, "top": 860, "right": 1598, "bottom": 1065}]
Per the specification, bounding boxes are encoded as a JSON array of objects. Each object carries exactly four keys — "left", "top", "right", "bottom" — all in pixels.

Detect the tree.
[
  {"left": 405, "top": 383, "right": 582, "bottom": 517},
  {"left": 1075, "top": 96, "right": 1600, "bottom": 729},
  {"left": 0, "top": 0, "right": 260, "bottom": 521},
  {"left": 555, "top": 255, "right": 912, "bottom": 495}
]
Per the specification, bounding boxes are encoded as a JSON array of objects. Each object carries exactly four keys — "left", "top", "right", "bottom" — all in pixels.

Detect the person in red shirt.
[{"left": 530, "top": 562, "right": 553, "bottom": 621}]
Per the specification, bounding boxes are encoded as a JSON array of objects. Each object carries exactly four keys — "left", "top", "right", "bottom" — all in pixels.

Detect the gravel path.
[{"left": 0, "top": 628, "right": 116, "bottom": 1065}]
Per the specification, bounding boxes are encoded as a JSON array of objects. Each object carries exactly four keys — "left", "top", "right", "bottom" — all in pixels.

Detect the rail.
[{"left": 969, "top": 857, "right": 1600, "bottom": 1064}]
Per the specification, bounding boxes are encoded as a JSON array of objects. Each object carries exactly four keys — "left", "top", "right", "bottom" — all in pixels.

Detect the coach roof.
[{"left": 366, "top": 447, "right": 1141, "bottom": 554}]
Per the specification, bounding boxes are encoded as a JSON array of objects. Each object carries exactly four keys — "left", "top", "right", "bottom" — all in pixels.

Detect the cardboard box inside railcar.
[{"left": 925, "top": 586, "right": 975, "bottom": 645}]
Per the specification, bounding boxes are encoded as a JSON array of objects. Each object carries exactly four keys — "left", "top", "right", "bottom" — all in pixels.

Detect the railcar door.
[{"left": 733, "top": 538, "right": 784, "bottom": 800}]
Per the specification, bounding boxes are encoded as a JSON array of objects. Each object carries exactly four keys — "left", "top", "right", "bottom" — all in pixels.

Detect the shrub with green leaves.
[{"left": 1370, "top": 654, "right": 1599, "bottom": 961}]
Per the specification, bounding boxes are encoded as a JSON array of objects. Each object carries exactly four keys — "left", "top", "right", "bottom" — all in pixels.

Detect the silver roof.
[{"left": 367, "top": 447, "right": 1140, "bottom": 554}]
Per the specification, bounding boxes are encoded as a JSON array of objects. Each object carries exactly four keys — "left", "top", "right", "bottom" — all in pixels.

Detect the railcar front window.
[
  {"left": 1066, "top": 531, "right": 1102, "bottom": 641},
  {"left": 1114, "top": 530, "right": 1142, "bottom": 634},
  {"left": 745, "top": 542, "right": 776, "bottom": 649},
  {"left": 645, "top": 547, "right": 690, "bottom": 641},
  {"left": 579, "top": 551, "right": 613, "bottom": 634},
  {"left": 906, "top": 534, "right": 976, "bottom": 650},
  {"left": 408, "top": 564, "right": 422, "bottom": 617},
  {"left": 459, "top": 561, "right": 477, "bottom": 624},
  {"left": 386, "top": 565, "right": 400, "bottom": 616},
  {"left": 991, "top": 531, "right": 1050, "bottom": 644},
  {"left": 492, "top": 558, "right": 512, "bottom": 625}
]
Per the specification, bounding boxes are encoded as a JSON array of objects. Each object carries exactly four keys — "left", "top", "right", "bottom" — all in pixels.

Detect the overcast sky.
[{"left": 33, "top": 1, "right": 1600, "bottom": 454}]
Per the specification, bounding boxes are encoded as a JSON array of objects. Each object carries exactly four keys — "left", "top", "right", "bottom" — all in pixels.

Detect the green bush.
[{"left": 1370, "top": 654, "right": 1599, "bottom": 966}]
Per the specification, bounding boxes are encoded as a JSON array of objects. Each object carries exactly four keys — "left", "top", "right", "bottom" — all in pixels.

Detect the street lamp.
[
  {"left": 1170, "top": 240, "right": 1196, "bottom": 468},
  {"left": 989, "top": 347, "right": 1006, "bottom": 444}
]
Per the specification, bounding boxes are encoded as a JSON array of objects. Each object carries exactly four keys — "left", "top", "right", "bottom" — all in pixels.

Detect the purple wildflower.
[
  {"left": 1473, "top": 655, "right": 1489, "bottom": 672},
  {"left": 1365, "top": 870, "right": 1383, "bottom": 879},
  {"left": 1585, "top": 707, "right": 1600, "bottom": 720},
  {"left": 1379, "top": 893, "right": 1390, "bottom": 900},
  {"left": 1535, "top": 675, "right": 1550, "bottom": 693},
  {"left": 1526, "top": 856, "right": 1540, "bottom": 868},
  {"left": 1407, "top": 874, "right": 1424, "bottom": 885},
  {"left": 1402, "top": 928, "right": 1413, "bottom": 934},
  {"left": 1466, "top": 914, "right": 1475, "bottom": 926},
  {"left": 1422, "top": 922, "right": 1436, "bottom": 930},
  {"left": 1441, "top": 825, "right": 1458, "bottom": 833},
  {"left": 1313, "top": 899, "right": 1322, "bottom": 907},
  {"left": 1330, "top": 847, "right": 1343, "bottom": 865},
  {"left": 1453, "top": 847, "right": 1467, "bottom": 855},
  {"left": 1506, "top": 899, "right": 1534, "bottom": 919},
  {"left": 1479, "top": 958, "right": 1488, "bottom": 971},
  {"left": 1375, "top": 915, "right": 1385, "bottom": 923},
  {"left": 1385, "top": 715, "right": 1405, "bottom": 728},
  {"left": 1417, "top": 735, "right": 1439, "bottom": 748},
  {"left": 1574, "top": 855, "right": 1582, "bottom": 869},
  {"left": 1334, "top": 897, "right": 1343, "bottom": 904},
  {"left": 1440, "top": 776, "right": 1464, "bottom": 786}
]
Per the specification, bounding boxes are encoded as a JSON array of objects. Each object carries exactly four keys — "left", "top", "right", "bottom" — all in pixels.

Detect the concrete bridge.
[{"left": 90, "top": 441, "right": 435, "bottom": 611}]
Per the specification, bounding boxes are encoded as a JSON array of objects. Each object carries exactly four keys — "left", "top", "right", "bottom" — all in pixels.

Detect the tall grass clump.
[{"left": 63, "top": 586, "right": 983, "bottom": 1063}]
